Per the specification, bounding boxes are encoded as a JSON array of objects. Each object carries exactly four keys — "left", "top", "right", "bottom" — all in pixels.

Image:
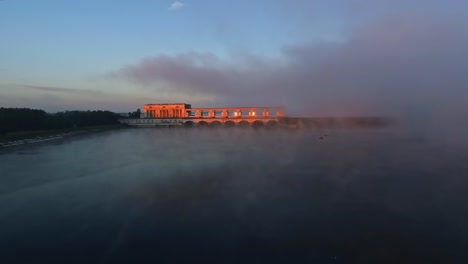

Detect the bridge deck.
[{"left": 120, "top": 117, "right": 282, "bottom": 127}]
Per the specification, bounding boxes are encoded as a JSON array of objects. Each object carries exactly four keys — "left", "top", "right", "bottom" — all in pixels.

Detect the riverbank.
[{"left": 0, "top": 124, "right": 125, "bottom": 148}]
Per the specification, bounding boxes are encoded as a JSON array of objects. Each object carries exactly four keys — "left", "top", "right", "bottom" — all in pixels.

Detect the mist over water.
[{"left": 0, "top": 127, "right": 467, "bottom": 263}]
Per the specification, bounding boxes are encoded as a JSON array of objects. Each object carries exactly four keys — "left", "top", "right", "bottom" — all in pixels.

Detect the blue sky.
[{"left": 1, "top": 0, "right": 468, "bottom": 116}]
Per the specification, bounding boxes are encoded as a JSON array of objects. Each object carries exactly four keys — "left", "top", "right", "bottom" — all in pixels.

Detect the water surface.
[{"left": 0, "top": 128, "right": 467, "bottom": 263}]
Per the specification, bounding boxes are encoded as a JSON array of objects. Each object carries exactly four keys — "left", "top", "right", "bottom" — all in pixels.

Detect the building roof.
[{"left": 144, "top": 103, "right": 189, "bottom": 105}]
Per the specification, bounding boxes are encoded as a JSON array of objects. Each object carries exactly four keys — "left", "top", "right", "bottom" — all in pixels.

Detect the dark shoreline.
[{"left": 0, "top": 124, "right": 125, "bottom": 148}]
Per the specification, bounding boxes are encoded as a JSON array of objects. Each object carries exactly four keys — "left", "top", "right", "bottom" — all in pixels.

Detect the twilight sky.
[{"left": 1, "top": 0, "right": 467, "bottom": 116}]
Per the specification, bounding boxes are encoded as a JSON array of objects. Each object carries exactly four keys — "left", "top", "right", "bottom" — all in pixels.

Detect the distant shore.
[{"left": 0, "top": 124, "right": 124, "bottom": 148}]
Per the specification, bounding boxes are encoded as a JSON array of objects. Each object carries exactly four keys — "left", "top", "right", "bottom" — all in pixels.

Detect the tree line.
[{"left": 0, "top": 108, "right": 121, "bottom": 135}]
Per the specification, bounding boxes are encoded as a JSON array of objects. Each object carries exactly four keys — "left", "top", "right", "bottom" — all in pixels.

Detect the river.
[{"left": 0, "top": 127, "right": 467, "bottom": 263}]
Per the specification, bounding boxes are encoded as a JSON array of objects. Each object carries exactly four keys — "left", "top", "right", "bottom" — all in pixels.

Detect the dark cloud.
[
  {"left": 114, "top": 14, "right": 468, "bottom": 117},
  {"left": 19, "top": 84, "right": 104, "bottom": 96}
]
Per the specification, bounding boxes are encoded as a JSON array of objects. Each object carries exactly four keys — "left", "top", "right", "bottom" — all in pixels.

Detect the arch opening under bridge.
[
  {"left": 237, "top": 120, "right": 250, "bottom": 128},
  {"left": 210, "top": 121, "right": 222, "bottom": 128},
  {"left": 252, "top": 120, "right": 264, "bottom": 128},
  {"left": 224, "top": 121, "right": 236, "bottom": 128},
  {"left": 184, "top": 121, "right": 195, "bottom": 127},
  {"left": 197, "top": 121, "right": 209, "bottom": 127}
]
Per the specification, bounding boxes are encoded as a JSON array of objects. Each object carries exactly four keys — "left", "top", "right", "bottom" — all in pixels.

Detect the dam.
[
  {"left": 120, "top": 103, "right": 285, "bottom": 128},
  {"left": 119, "top": 103, "right": 395, "bottom": 128}
]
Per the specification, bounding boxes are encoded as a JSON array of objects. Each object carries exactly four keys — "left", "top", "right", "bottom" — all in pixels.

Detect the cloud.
[
  {"left": 113, "top": 14, "right": 468, "bottom": 117},
  {"left": 15, "top": 84, "right": 104, "bottom": 96},
  {"left": 168, "top": 1, "right": 185, "bottom": 11}
]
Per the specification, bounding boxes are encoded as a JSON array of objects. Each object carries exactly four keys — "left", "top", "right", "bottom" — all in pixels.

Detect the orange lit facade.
[
  {"left": 130, "top": 103, "right": 286, "bottom": 127},
  {"left": 143, "top": 103, "right": 192, "bottom": 118},
  {"left": 143, "top": 103, "right": 284, "bottom": 119}
]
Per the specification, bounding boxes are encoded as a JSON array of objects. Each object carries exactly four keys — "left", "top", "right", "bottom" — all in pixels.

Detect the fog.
[
  {"left": 3, "top": 1, "right": 467, "bottom": 124},
  {"left": 112, "top": 11, "right": 468, "bottom": 147},
  {"left": 1, "top": 1, "right": 468, "bottom": 262},
  {"left": 115, "top": 14, "right": 468, "bottom": 119}
]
